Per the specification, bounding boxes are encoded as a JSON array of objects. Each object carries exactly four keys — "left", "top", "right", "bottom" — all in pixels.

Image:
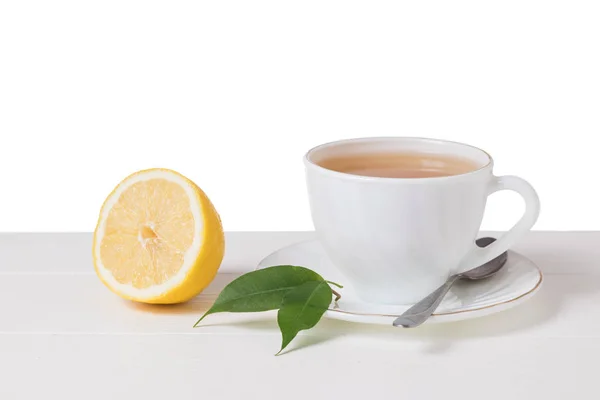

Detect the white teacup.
[{"left": 304, "top": 137, "right": 540, "bottom": 305}]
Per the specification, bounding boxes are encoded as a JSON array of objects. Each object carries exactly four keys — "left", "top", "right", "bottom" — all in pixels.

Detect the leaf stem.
[
  {"left": 331, "top": 288, "right": 341, "bottom": 302},
  {"left": 326, "top": 281, "right": 342, "bottom": 302}
]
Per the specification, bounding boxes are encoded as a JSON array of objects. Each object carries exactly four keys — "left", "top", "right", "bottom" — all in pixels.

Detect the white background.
[{"left": 0, "top": 1, "right": 598, "bottom": 232}]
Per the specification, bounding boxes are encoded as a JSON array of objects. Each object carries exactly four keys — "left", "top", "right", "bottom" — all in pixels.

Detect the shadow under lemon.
[{"left": 123, "top": 273, "right": 241, "bottom": 315}]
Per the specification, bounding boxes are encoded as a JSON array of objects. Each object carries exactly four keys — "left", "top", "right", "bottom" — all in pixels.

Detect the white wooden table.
[{"left": 0, "top": 232, "right": 598, "bottom": 399}]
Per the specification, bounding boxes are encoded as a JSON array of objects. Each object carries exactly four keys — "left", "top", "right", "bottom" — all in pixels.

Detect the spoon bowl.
[{"left": 459, "top": 237, "right": 508, "bottom": 280}]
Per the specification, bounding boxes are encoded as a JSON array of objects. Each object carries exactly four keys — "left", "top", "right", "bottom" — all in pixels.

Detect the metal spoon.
[{"left": 392, "top": 237, "right": 508, "bottom": 328}]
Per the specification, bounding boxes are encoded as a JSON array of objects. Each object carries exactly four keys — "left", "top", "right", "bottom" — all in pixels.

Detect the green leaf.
[
  {"left": 276, "top": 280, "right": 333, "bottom": 355},
  {"left": 194, "top": 265, "right": 324, "bottom": 327}
]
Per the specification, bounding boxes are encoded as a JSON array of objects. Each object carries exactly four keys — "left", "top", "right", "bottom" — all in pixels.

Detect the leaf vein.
[
  {"left": 218, "top": 285, "right": 300, "bottom": 304},
  {"left": 292, "top": 282, "right": 326, "bottom": 323}
]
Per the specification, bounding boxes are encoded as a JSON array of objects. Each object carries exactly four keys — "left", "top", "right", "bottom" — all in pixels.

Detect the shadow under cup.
[{"left": 303, "top": 137, "right": 496, "bottom": 305}]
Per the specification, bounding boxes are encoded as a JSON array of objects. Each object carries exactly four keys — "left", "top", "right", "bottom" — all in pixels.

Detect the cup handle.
[{"left": 458, "top": 175, "right": 540, "bottom": 273}]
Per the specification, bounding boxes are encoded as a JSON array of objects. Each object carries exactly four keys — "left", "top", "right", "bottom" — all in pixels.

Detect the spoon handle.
[{"left": 393, "top": 274, "right": 460, "bottom": 328}]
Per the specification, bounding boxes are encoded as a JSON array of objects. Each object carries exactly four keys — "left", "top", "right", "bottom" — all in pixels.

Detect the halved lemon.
[{"left": 92, "top": 168, "right": 225, "bottom": 304}]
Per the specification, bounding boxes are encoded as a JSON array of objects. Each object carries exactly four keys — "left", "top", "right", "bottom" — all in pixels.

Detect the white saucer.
[{"left": 256, "top": 239, "right": 543, "bottom": 325}]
